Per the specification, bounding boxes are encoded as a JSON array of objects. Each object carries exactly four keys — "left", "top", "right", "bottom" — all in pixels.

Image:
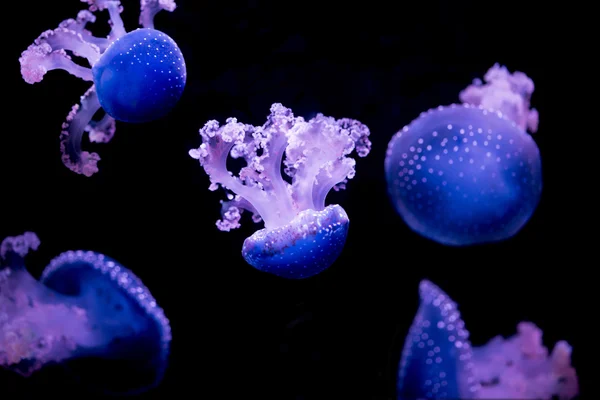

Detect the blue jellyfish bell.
[
  {"left": 385, "top": 64, "right": 542, "bottom": 246},
  {"left": 0, "top": 232, "right": 171, "bottom": 395}
]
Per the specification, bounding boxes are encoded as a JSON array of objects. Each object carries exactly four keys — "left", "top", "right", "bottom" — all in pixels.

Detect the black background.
[{"left": 2, "top": 0, "right": 584, "bottom": 399}]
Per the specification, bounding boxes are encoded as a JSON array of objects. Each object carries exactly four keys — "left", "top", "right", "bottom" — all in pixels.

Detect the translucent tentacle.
[
  {"left": 0, "top": 233, "right": 86, "bottom": 377},
  {"left": 60, "top": 10, "right": 111, "bottom": 51},
  {"left": 19, "top": 25, "right": 104, "bottom": 85},
  {"left": 19, "top": 44, "right": 92, "bottom": 84},
  {"left": 140, "top": 0, "right": 177, "bottom": 29},
  {"left": 86, "top": 114, "right": 116, "bottom": 143},
  {"left": 60, "top": 87, "right": 107, "bottom": 177},
  {"left": 216, "top": 195, "right": 262, "bottom": 231},
  {"left": 39, "top": 28, "right": 101, "bottom": 64},
  {"left": 83, "top": 0, "right": 126, "bottom": 39}
]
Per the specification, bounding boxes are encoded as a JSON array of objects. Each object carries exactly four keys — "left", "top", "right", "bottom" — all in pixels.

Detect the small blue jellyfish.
[
  {"left": 385, "top": 64, "right": 541, "bottom": 245},
  {"left": 0, "top": 232, "right": 171, "bottom": 394},
  {"left": 19, "top": 0, "right": 186, "bottom": 176},
  {"left": 397, "top": 280, "right": 579, "bottom": 400},
  {"left": 189, "top": 103, "right": 372, "bottom": 279}
]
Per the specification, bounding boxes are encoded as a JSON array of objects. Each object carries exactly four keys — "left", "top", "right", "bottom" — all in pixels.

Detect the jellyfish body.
[
  {"left": 189, "top": 103, "right": 371, "bottom": 279},
  {"left": 19, "top": 0, "right": 186, "bottom": 177},
  {"left": 0, "top": 232, "right": 171, "bottom": 394},
  {"left": 385, "top": 64, "right": 541, "bottom": 245},
  {"left": 397, "top": 280, "right": 579, "bottom": 399},
  {"left": 242, "top": 205, "right": 349, "bottom": 279},
  {"left": 92, "top": 28, "right": 186, "bottom": 123}
]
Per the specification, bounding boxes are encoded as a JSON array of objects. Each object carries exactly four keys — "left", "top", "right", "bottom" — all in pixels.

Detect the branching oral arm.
[
  {"left": 140, "top": 0, "right": 177, "bottom": 29},
  {"left": 190, "top": 104, "right": 372, "bottom": 232},
  {"left": 458, "top": 63, "right": 539, "bottom": 133},
  {"left": 189, "top": 104, "right": 372, "bottom": 278}
]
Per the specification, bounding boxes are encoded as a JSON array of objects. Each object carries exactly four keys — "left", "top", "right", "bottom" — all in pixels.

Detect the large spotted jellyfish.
[
  {"left": 19, "top": 0, "right": 186, "bottom": 177},
  {"left": 0, "top": 232, "right": 171, "bottom": 394},
  {"left": 189, "top": 103, "right": 372, "bottom": 279},
  {"left": 397, "top": 280, "right": 579, "bottom": 400},
  {"left": 384, "top": 64, "right": 541, "bottom": 245}
]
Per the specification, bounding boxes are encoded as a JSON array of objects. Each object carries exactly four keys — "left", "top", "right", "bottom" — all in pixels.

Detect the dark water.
[{"left": 2, "top": 0, "right": 583, "bottom": 398}]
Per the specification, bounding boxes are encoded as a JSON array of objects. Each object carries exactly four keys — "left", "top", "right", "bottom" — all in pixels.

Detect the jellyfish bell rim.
[
  {"left": 241, "top": 204, "right": 350, "bottom": 279},
  {"left": 384, "top": 103, "right": 542, "bottom": 246},
  {"left": 39, "top": 250, "right": 171, "bottom": 393}
]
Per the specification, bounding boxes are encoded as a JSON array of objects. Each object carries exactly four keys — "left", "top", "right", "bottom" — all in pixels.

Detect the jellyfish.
[
  {"left": 397, "top": 280, "right": 579, "bottom": 399},
  {"left": 0, "top": 232, "right": 171, "bottom": 394},
  {"left": 19, "top": 0, "right": 186, "bottom": 177},
  {"left": 384, "top": 64, "right": 541, "bottom": 246},
  {"left": 188, "top": 103, "right": 371, "bottom": 279}
]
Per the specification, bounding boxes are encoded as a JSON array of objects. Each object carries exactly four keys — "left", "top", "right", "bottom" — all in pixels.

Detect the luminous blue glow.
[
  {"left": 41, "top": 250, "right": 171, "bottom": 393},
  {"left": 385, "top": 104, "right": 542, "bottom": 246},
  {"left": 242, "top": 205, "right": 349, "bottom": 279},
  {"left": 397, "top": 280, "right": 474, "bottom": 399},
  {"left": 93, "top": 28, "right": 186, "bottom": 123},
  {"left": 0, "top": 231, "right": 171, "bottom": 395}
]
